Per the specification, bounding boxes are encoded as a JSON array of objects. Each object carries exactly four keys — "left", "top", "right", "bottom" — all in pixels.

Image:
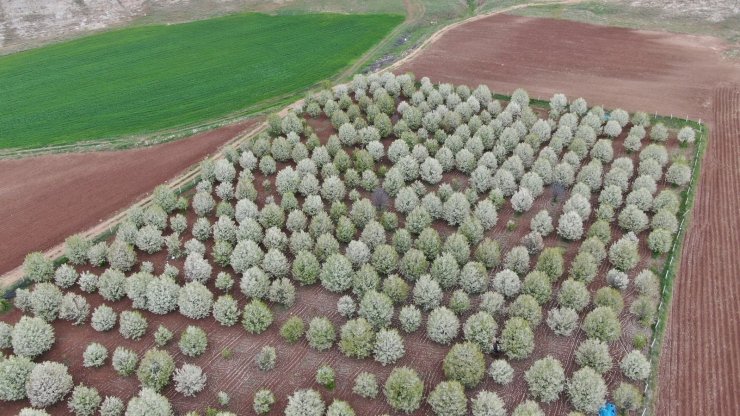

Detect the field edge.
[{"left": 643, "top": 117, "right": 708, "bottom": 416}]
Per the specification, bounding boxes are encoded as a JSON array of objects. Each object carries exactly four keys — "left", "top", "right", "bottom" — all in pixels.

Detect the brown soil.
[
  {"left": 396, "top": 14, "right": 740, "bottom": 121},
  {"left": 396, "top": 13, "right": 740, "bottom": 415},
  {"left": 0, "top": 119, "right": 260, "bottom": 277},
  {"left": 656, "top": 86, "right": 740, "bottom": 415}
]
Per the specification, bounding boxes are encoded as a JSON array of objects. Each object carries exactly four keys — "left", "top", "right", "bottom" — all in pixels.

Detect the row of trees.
[{"left": 9, "top": 71, "right": 689, "bottom": 415}]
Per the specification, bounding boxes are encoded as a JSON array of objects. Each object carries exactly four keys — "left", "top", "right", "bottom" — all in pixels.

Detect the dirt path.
[
  {"left": 395, "top": 12, "right": 740, "bottom": 415},
  {"left": 0, "top": 118, "right": 261, "bottom": 280},
  {"left": 656, "top": 86, "right": 740, "bottom": 415},
  {"left": 334, "top": 0, "right": 425, "bottom": 81}
]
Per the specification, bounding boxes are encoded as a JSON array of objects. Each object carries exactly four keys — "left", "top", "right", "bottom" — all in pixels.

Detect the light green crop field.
[{"left": 0, "top": 13, "right": 402, "bottom": 149}]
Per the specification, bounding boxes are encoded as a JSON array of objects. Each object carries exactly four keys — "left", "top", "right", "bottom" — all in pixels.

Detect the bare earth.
[
  {"left": 0, "top": 0, "right": 247, "bottom": 53},
  {"left": 398, "top": 14, "right": 739, "bottom": 120},
  {"left": 0, "top": 119, "right": 259, "bottom": 277},
  {"left": 398, "top": 13, "right": 740, "bottom": 415}
]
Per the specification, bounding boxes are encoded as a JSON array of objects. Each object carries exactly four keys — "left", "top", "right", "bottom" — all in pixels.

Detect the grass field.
[{"left": 0, "top": 13, "right": 402, "bottom": 149}]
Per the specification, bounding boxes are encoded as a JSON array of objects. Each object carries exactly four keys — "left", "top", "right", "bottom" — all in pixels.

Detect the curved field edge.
[{"left": 0, "top": 12, "right": 403, "bottom": 150}]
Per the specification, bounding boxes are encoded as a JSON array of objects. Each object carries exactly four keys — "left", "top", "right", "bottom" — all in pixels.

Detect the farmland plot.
[
  {"left": 0, "top": 13, "right": 402, "bottom": 149},
  {"left": 0, "top": 73, "right": 700, "bottom": 415}
]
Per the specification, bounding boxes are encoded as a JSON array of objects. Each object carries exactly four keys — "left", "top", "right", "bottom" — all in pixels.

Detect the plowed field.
[
  {"left": 0, "top": 119, "right": 259, "bottom": 277},
  {"left": 397, "top": 12, "right": 740, "bottom": 415}
]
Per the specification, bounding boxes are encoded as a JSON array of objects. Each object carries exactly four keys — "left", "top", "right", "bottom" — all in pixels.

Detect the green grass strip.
[{"left": 0, "top": 12, "right": 402, "bottom": 149}]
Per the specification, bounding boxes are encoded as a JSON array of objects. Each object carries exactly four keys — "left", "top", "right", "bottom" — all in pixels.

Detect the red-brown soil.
[
  {"left": 656, "top": 87, "right": 740, "bottom": 415},
  {"left": 397, "top": 14, "right": 740, "bottom": 121},
  {"left": 397, "top": 13, "right": 740, "bottom": 415},
  {"left": 0, "top": 119, "right": 260, "bottom": 277}
]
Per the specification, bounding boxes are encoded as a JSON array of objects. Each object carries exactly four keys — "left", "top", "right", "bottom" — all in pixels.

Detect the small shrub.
[
  {"left": 568, "top": 367, "right": 607, "bottom": 414},
  {"left": 315, "top": 364, "right": 336, "bottom": 389},
  {"left": 12, "top": 316, "right": 55, "bottom": 359},
  {"left": 307, "top": 317, "right": 336, "bottom": 351},
  {"left": 26, "top": 361, "right": 73, "bottom": 408},
  {"left": 620, "top": 350, "right": 651, "bottom": 381},
  {"left": 500, "top": 317, "right": 534, "bottom": 360},
  {"left": 256, "top": 346, "right": 277, "bottom": 371},
  {"left": 173, "top": 364, "right": 207, "bottom": 397},
  {"left": 428, "top": 380, "right": 467, "bottom": 416},
  {"left": 136, "top": 349, "right": 175, "bottom": 392},
  {"left": 353, "top": 371, "right": 378, "bottom": 399},
  {"left": 488, "top": 359, "right": 514, "bottom": 385},
  {"left": 178, "top": 326, "right": 208, "bottom": 357},
  {"left": 153, "top": 325, "right": 173, "bottom": 347},
  {"left": 119, "top": 310, "right": 147, "bottom": 340},
  {"left": 384, "top": 367, "right": 424, "bottom": 413},
  {"left": 253, "top": 388, "right": 276, "bottom": 414},
  {"left": 285, "top": 388, "right": 325, "bottom": 416},
  {"left": 82, "top": 342, "right": 108, "bottom": 368},
  {"left": 112, "top": 347, "right": 138, "bottom": 376},
  {"left": 67, "top": 384, "right": 101, "bottom": 416}
]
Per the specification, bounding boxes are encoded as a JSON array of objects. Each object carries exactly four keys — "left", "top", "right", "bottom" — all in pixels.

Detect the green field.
[{"left": 0, "top": 13, "right": 402, "bottom": 149}]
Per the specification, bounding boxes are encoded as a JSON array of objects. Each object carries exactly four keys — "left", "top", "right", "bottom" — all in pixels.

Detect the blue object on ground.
[{"left": 599, "top": 402, "right": 617, "bottom": 416}]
